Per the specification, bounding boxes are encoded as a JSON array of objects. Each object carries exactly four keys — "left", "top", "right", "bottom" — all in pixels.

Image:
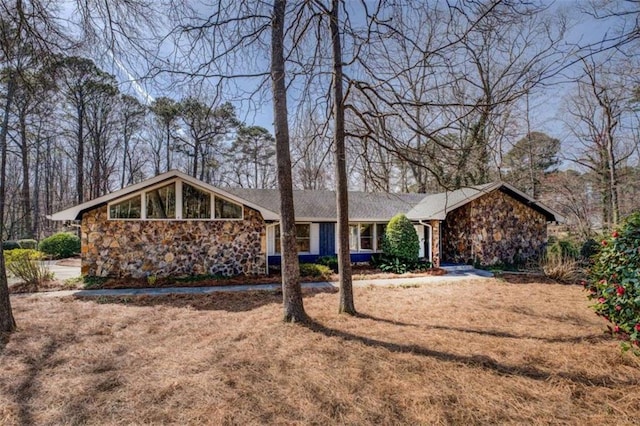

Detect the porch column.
[{"left": 430, "top": 220, "right": 441, "bottom": 267}]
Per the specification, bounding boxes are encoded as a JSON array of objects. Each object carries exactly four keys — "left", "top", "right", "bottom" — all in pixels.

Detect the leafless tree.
[{"left": 563, "top": 56, "right": 638, "bottom": 229}]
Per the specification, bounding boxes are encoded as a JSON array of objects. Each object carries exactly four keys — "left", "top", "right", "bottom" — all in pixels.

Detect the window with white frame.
[
  {"left": 349, "top": 222, "right": 386, "bottom": 252},
  {"left": 274, "top": 224, "right": 310, "bottom": 253},
  {"left": 109, "top": 195, "right": 142, "bottom": 219},
  {"left": 183, "top": 183, "right": 211, "bottom": 219},
  {"left": 146, "top": 183, "right": 176, "bottom": 219},
  {"left": 107, "top": 179, "right": 243, "bottom": 221}
]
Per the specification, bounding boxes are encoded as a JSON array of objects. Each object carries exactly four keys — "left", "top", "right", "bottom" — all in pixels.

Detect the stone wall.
[
  {"left": 81, "top": 205, "right": 266, "bottom": 278},
  {"left": 442, "top": 189, "right": 547, "bottom": 266}
]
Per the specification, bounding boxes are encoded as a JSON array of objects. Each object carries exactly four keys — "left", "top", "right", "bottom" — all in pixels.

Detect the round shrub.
[
  {"left": 586, "top": 212, "right": 640, "bottom": 353},
  {"left": 383, "top": 214, "right": 419, "bottom": 262},
  {"left": 39, "top": 232, "right": 80, "bottom": 258}
]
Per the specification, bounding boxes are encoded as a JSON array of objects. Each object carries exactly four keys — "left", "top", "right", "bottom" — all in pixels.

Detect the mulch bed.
[{"left": 96, "top": 266, "right": 448, "bottom": 290}]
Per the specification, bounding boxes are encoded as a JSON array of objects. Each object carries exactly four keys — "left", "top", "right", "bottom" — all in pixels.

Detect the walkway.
[{"left": 15, "top": 269, "right": 493, "bottom": 299}]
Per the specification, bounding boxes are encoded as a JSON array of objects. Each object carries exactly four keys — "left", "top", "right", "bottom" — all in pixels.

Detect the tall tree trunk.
[
  {"left": 76, "top": 101, "right": 84, "bottom": 204},
  {"left": 0, "top": 73, "right": 17, "bottom": 334},
  {"left": 121, "top": 118, "right": 129, "bottom": 188},
  {"left": 329, "top": 0, "right": 355, "bottom": 315},
  {"left": 271, "top": 0, "right": 307, "bottom": 323},
  {"left": 19, "top": 111, "right": 32, "bottom": 238},
  {"left": 166, "top": 123, "right": 171, "bottom": 171}
]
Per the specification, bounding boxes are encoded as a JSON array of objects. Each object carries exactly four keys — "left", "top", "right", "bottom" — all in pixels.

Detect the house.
[{"left": 49, "top": 170, "right": 561, "bottom": 278}]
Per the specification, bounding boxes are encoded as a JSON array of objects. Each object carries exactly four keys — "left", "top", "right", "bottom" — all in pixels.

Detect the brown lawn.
[{"left": 1, "top": 278, "right": 639, "bottom": 425}]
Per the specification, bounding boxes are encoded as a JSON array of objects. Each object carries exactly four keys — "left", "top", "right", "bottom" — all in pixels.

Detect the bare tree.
[
  {"left": 272, "top": 0, "right": 307, "bottom": 322},
  {"left": 563, "top": 57, "right": 638, "bottom": 229}
]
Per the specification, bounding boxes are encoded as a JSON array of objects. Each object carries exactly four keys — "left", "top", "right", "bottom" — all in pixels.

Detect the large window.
[
  {"left": 108, "top": 179, "right": 243, "bottom": 221},
  {"left": 183, "top": 183, "right": 211, "bottom": 219},
  {"left": 146, "top": 183, "right": 176, "bottom": 219},
  {"left": 109, "top": 196, "right": 141, "bottom": 219},
  {"left": 215, "top": 197, "right": 243, "bottom": 219},
  {"left": 349, "top": 223, "right": 386, "bottom": 252},
  {"left": 275, "top": 224, "right": 310, "bottom": 253}
]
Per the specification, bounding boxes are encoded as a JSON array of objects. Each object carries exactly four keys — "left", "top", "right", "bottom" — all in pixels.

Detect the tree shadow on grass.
[
  {"left": 354, "top": 311, "right": 609, "bottom": 344},
  {"left": 303, "top": 319, "right": 634, "bottom": 389},
  {"left": 76, "top": 287, "right": 338, "bottom": 313},
  {"left": 14, "top": 339, "right": 60, "bottom": 426},
  {"left": 421, "top": 324, "right": 611, "bottom": 344}
]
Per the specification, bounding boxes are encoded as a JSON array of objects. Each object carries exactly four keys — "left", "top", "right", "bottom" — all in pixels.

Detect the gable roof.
[
  {"left": 225, "top": 188, "right": 425, "bottom": 222},
  {"left": 406, "top": 181, "right": 562, "bottom": 221},
  {"left": 49, "top": 171, "right": 562, "bottom": 223},
  {"left": 48, "top": 170, "right": 280, "bottom": 221}
]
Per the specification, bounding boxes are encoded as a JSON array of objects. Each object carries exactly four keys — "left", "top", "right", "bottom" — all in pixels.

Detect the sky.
[{"left": 88, "top": 0, "right": 633, "bottom": 156}]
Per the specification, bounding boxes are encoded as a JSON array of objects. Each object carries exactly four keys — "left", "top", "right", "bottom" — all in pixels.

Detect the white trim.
[
  {"left": 175, "top": 180, "right": 183, "bottom": 219},
  {"left": 49, "top": 170, "right": 279, "bottom": 221},
  {"left": 272, "top": 222, "right": 312, "bottom": 255},
  {"left": 348, "top": 222, "right": 386, "bottom": 253},
  {"left": 414, "top": 224, "right": 425, "bottom": 258},
  {"left": 107, "top": 194, "right": 143, "bottom": 220},
  {"left": 310, "top": 223, "right": 320, "bottom": 255}
]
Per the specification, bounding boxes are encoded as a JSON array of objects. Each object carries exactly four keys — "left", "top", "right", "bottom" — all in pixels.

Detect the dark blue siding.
[{"left": 319, "top": 222, "right": 336, "bottom": 256}]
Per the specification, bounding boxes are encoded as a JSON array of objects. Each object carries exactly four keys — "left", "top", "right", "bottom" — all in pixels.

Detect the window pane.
[
  {"left": 360, "top": 224, "right": 373, "bottom": 250},
  {"left": 296, "top": 224, "right": 310, "bottom": 252},
  {"left": 146, "top": 183, "right": 176, "bottom": 219},
  {"left": 110, "top": 196, "right": 141, "bottom": 219},
  {"left": 376, "top": 224, "right": 386, "bottom": 251},
  {"left": 296, "top": 224, "right": 310, "bottom": 238},
  {"left": 215, "top": 197, "right": 242, "bottom": 219},
  {"left": 275, "top": 224, "right": 310, "bottom": 253},
  {"left": 183, "top": 183, "right": 211, "bottom": 219},
  {"left": 349, "top": 225, "right": 358, "bottom": 251}
]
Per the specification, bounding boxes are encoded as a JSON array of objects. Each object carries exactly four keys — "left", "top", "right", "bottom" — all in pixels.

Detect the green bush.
[
  {"left": 4, "top": 249, "right": 52, "bottom": 290},
  {"left": 586, "top": 212, "right": 640, "bottom": 354},
  {"left": 17, "top": 239, "right": 38, "bottom": 250},
  {"left": 39, "top": 232, "right": 80, "bottom": 258},
  {"left": 580, "top": 238, "right": 600, "bottom": 262},
  {"left": 547, "top": 239, "right": 579, "bottom": 261},
  {"left": 371, "top": 253, "right": 431, "bottom": 275},
  {"left": 316, "top": 255, "right": 338, "bottom": 272},
  {"left": 299, "top": 263, "right": 333, "bottom": 279},
  {"left": 383, "top": 214, "right": 419, "bottom": 262},
  {"left": 2, "top": 240, "right": 20, "bottom": 250}
]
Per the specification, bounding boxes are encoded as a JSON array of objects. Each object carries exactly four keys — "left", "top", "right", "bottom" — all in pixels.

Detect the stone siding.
[
  {"left": 81, "top": 205, "right": 266, "bottom": 278},
  {"left": 442, "top": 189, "right": 547, "bottom": 266},
  {"left": 429, "top": 220, "right": 441, "bottom": 267}
]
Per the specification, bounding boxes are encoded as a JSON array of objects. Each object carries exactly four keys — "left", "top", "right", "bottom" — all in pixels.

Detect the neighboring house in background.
[{"left": 49, "top": 170, "right": 562, "bottom": 278}]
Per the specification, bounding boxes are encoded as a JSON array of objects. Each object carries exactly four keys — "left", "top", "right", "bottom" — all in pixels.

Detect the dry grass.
[{"left": 2, "top": 279, "right": 639, "bottom": 425}]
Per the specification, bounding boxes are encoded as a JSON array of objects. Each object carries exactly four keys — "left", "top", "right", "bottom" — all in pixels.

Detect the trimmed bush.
[
  {"left": 4, "top": 249, "right": 52, "bottom": 291},
  {"left": 299, "top": 263, "right": 333, "bottom": 279},
  {"left": 39, "top": 232, "right": 80, "bottom": 258},
  {"left": 383, "top": 214, "right": 419, "bottom": 262},
  {"left": 317, "top": 255, "right": 338, "bottom": 272},
  {"left": 17, "top": 239, "right": 38, "bottom": 250},
  {"left": 586, "top": 212, "right": 640, "bottom": 354},
  {"left": 2, "top": 240, "right": 20, "bottom": 251}
]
